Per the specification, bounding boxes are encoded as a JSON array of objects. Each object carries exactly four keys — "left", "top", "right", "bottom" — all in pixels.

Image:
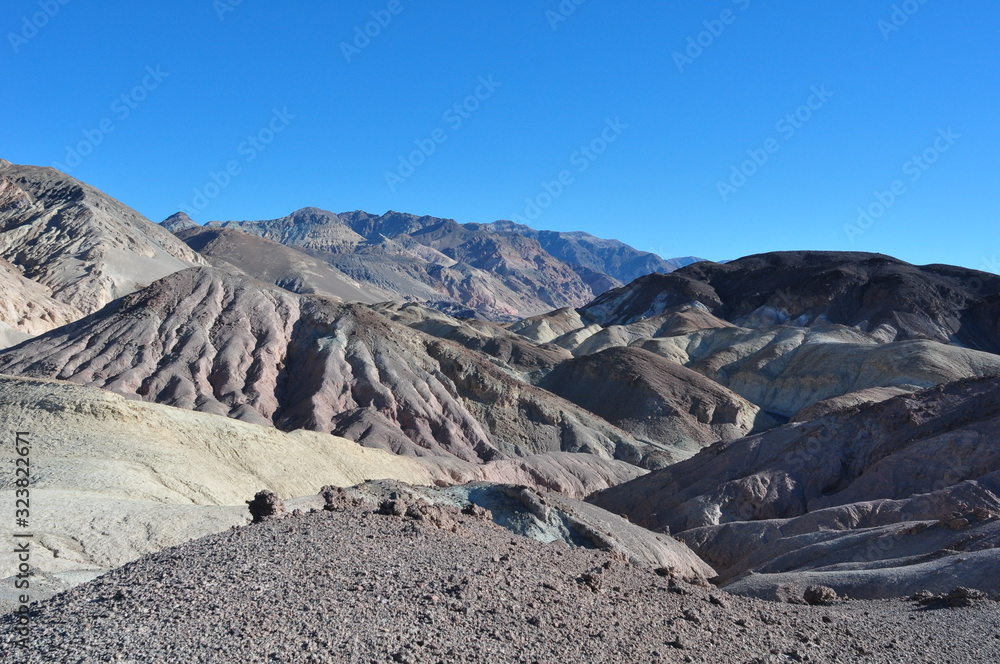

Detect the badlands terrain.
[{"left": 2, "top": 160, "right": 999, "bottom": 661}]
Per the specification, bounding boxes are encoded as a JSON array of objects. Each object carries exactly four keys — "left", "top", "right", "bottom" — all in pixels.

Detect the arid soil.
[{"left": 2, "top": 503, "right": 998, "bottom": 663}]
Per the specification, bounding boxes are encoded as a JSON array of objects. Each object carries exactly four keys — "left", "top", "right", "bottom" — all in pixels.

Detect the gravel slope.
[{"left": 3, "top": 504, "right": 998, "bottom": 663}]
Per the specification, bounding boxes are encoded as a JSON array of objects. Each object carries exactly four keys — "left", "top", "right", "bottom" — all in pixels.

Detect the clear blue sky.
[{"left": 3, "top": 1, "right": 998, "bottom": 271}]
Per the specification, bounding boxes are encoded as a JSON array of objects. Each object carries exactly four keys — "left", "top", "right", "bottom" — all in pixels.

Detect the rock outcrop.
[{"left": 321, "top": 479, "right": 714, "bottom": 577}]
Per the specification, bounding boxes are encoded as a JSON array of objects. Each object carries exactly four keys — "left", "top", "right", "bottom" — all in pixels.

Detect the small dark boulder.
[
  {"left": 246, "top": 490, "right": 286, "bottom": 523},
  {"left": 803, "top": 585, "right": 838, "bottom": 606}
]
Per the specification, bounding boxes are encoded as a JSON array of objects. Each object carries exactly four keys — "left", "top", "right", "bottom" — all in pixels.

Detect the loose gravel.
[{"left": 3, "top": 504, "right": 999, "bottom": 663}]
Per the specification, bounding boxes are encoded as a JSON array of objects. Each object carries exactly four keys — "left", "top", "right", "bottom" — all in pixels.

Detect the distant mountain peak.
[
  {"left": 292, "top": 206, "right": 339, "bottom": 217},
  {"left": 160, "top": 211, "right": 198, "bottom": 233}
]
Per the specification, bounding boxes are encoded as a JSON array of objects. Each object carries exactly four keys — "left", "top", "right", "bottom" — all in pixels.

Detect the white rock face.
[{"left": 0, "top": 257, "right": 80, "bottom": 345}]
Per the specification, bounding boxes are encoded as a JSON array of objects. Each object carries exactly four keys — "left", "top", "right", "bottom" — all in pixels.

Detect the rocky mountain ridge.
[
  {"left": 182, "top": 207, "right": 694, "bottom": 321},
  {"left": 4, "top": 160, "right": 1000, "bottom": 614},
  {"left": 582, "top": 251, "right": 1000, "bottom": 351}
]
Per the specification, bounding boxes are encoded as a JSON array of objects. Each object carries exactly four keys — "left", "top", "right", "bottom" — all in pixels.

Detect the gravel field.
[{"left": 3, "top": 503, "right": 999, "bottom": 663}]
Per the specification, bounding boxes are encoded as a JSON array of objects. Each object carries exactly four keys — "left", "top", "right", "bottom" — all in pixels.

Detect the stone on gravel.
[
  {"left": 246, "top": 490, "right": 286, "bottom": 523},
  {"left": 803, "top": 586, "right": 838, "bottom": 606}
]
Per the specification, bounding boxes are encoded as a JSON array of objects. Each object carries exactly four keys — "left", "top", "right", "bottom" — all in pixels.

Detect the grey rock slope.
[
  {"left": 0, "top": 266, "right": 675, "bottom": 471},
  {"left": 159, "top": 211, "right": 198, "bottom": 233},
  {"left": 200, "top": 208, "right": 603, "bottom": 321},
  {"left": 0, "top": 257, "right": 80, "bottom": 347},
  {"left": 590, "top": 376, "right": 1000, "bottom": 600},
  {"left": 373, "top": 302, "right": 571, "bottom": 378},
  {"left": 0, "top": 161, "right": 202, "bottom": 321},
  {"left": 485, "top": 218, "right": 703, "bottom": 283},
  {"left": 539, "top": 346, "right": 774, "bottom": 460},
  {"left": 583, "top": 251, "right": 1000, "bottom": 351},
  {"left": 642, "top": 325, "right": 1000, "bottom": 418},
  {"left": 323, "top": 479, "right": 714, "bottom": 577},
  {"left": 175, "top": 225, "right": 387, "bottom": 303}
]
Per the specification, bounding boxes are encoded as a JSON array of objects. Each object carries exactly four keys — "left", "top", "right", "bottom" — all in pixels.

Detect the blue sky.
[{"left": 2, "top": 1, "right": 997, "bottom": 270}]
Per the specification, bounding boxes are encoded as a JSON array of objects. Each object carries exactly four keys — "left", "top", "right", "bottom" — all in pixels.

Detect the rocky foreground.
[{"left": 3, "top": 499, "right": 998, "bottom": 664}]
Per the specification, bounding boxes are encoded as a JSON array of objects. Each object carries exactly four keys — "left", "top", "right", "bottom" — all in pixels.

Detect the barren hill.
[
  {"left": 3, "top": 499, "right": 998, "bottom": 663},
  {"left": 0, "top": 162, "right": 202, "bottom": 325},
  {"left": 0, "top": 266, "right": 679, "bottom": 469},
  {"left": 184, "top": 207, "right": 693, "bottom": 322},
  {"left": 583, "top": 251, "right": 1000, "bottom": 351},
  {"left": 0, "top": 373, "right": 651, "bottom": 606},
  {"left": 513, "top": 303, "right": 1000, "bottom": 419},
  {"left": 540, "top": 346, "right": 774, "bottom": 457},
  {"left": 590, "top": 376, "right": 1000, "bottom": 600},
  {"left": 175, "top": 225, "right": 387, "bottom": 303}
]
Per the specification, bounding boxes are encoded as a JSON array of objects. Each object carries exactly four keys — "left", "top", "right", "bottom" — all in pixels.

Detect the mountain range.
[
  {"left": 2, "top": 159, "right": 1000, "bottom": 622},
  {"left": 164, "top": 207, "right": 701, "bottom": 322}
]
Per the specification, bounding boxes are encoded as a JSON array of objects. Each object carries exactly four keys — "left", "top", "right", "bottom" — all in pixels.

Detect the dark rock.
[
  {"left": 804, "top": 586, "right": 838, "bottom": 606},
  {"left": 246, "top": 490, "right": 286, "bottom": 524}
]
